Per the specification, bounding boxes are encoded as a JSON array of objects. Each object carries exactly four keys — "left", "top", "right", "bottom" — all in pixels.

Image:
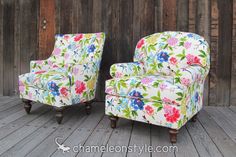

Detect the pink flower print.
[
  {"left": 167, "top": 37, "right": 178, "bottom": 46},
  {"left": 73, "top": 67, "right": 79, "bottom": 75},
  {"left": 164, "top": 105, "right": 180, "bottom": 123},
  {"left": 115, "top": 72, "right": 122, "bottom": 78},
  {"left": 52, "top": 48, "right": 61, "bottom": 56},
  {"left": 186, "top": 54, "right": 201, "bottom": 65},
  {"left": 64, "top": 53, "right": 70, "bottom": 60},
  {"left": 181, "top": 78, "right": 191, "bottom": 86},
  {"left": 137, "top": 39, "right": 145, "bottom": 49},
  {"left": 184, "top": 42, "right": 192, "bottom": 49},
  {"left": 64, "top": 35, "right": 70, "bottom": 40},
  {"left": 159, "top": 83, "right": 167, "bottom": 91},
  {"left": 74, "top": 34, "right": 83, "bottom": 41},
  {"left": 105, "top": 88, "right": 113, "bottom": 94},
  {"left": 170, "top": 57, "right": 177, "bottom": 65},
  {"left": 162, "top": 97, "right": 172, "bottom": 104},
  {"left": 29, "top": 92, "right": 33, "bottom": 99},
  {"left": 48, "top": 60, "right": 53, "bottom": 67},
  {"left": 141, "top": 77, "right": 154, "bottom": 84},
  {"left": 36, "top": 60, "right": 43, "bottom": 64},
  {"left": 19, "top": 81, "right": 25, "bottom": 92},
  {"left": 145, "top": 105, "right": 155, "bottom": 116}
]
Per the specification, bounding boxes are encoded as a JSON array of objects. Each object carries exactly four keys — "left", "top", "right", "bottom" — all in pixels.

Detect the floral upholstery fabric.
[
  {"left": 105, "top": 31, "right": 209, "bottom": 129},
  {"left": 19, "top": 33, "right": 105, "bottom": 107},
  {"left": 110, "top": 62, "right": 145, "bottom": 78}
]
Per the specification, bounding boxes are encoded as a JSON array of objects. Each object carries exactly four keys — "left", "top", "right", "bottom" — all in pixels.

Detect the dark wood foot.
[
  {"left": 169, "top": 129, "right": 178, "bottom": 143},
  {"left": 54, "top": 107, "right": 64, "bottom": 124},
  {"left": 191, "top": 114, "right": 198, "bottom": 122},
  {"left": 85, "top": 102, "right": 92, "bottom": 115},
  {"left": 22, "top": 99, "right": 32, "bottom": 114},
  {"left": 109, "top": 116, "right": 118, "bottom": 129}
]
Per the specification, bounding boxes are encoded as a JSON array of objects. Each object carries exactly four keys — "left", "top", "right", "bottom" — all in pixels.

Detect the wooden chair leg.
[
  {"left": 85, "top": 101, "right": 92, "bottom": 115},
  {"left": 22, "top": 99, "right": 32, "bottom": 114},
  {"left": 191, "top": 114, "right": 198, "bottom": 122},
  {"left": 109, "top": 116, "right": 118, "bottom": 129},
  {"left": 54, "top": 107, "right": 65, "bottom": 124},
  {"left": 169, "top": 129, "right": 178, "bottom": 143}
]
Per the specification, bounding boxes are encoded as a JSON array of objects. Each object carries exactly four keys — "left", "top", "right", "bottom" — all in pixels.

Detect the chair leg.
[
  {"left": 85, "top": 101, "right": 92, "bottom": 115},
  {"left": 109, "top": 116, "right": 118, "bottom": 129},
  {"left": 22, "top": 99, "right": 32, "bottom": 114},
  {"left": 191, "top": 114, "right": 198, "bottom": 122},
  {"left": 169, "top": 129, "right": 178, "bottom": 143},
  {"left": 54, "top": 107, "right": 65, "bottom": 124}
]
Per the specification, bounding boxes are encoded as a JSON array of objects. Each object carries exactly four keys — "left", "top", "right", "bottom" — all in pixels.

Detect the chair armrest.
[
  {"left": 30, "top": 60, "right": 52, "bottom": 72},
  {"left": 110, "top": 62, "right": 145, "bottom": 78},
  {"left": 173, "top": 66, "right": 208, "bottom": 87}
]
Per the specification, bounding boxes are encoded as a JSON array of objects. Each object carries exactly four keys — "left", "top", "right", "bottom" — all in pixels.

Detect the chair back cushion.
[
  {"left": 133, "top": 31, "right": 210, "bottom": 75},
  {"left": 48, "top": 32, "right": 105, "bottom": 67}
]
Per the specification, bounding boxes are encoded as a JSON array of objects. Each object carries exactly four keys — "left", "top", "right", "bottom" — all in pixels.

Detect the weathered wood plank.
[
  {"left": 216, "top": 0, "right": 233, "bottom": 106},
  {"left": 205, "top": 107, "right": 236, "bottom": 143},
  {"left": 0, "top": 104, "right": 48, "bottom": 140},
  {"left": 140, "top": 0, "right": 155, "bottom": 37},
  {"left": 102, "top": 119, "right": 133, "bottom": 157},
  {"left": 76, "top": 116, "right": 112, "bottom": 157},
  {"left": 0, "top": 99, "right": 22, "bottom": 112},
  {"left": 198, "top": 109, "right": 236, "bottom": 156},
  {"left": 188, "top": 0, "right": 196, "bottom": 32},
  {"left": 186, "top": 120, "right": 223, "bottom": 157},
  {"left": 154, "top": 0, "right": 163, "bottom": 32},
  {"left": 2, "top": 0, "right": 15, "bottom": 96},
  {"left": 0, "top": 0, "right": 3, "bottom": 96},
  {"left": 209, "top": 0, "right": 218, "bottom": 106},
  {"left": 177, "top": 0, "right": 189, "bottom": 31},
  {"left": 231, "top": 0, "right": 236, "bottom": 106},
  {"left": 59, "top": 0, "right": 73, "bottom": 34},
  {"left": 127, "top": 122, "right": 151, "bottom": 157},
  {"left": 1, "top": 105, "right": 80, "bottom": 157},
  {"left": 163, "top": 0, "right": 176, "bottom": 31},
  {"left": 50, "top": 103, "right": 104, "bottom": 157},
  {"left": 19, "top": 0, "right": 38, "bottom": 74},
  {"left": 0, "top": 110, "right": 54, "bottom": 155},
  {"left": 196, "top": 0, "right": 211, "bottom": 106},
  {"left": 39, "top": 0, "right": 55, "bottom": 59},
  {"left": 151, "top": 126, "right": 175, "bottom": 157},
  {"left": 25, "top": 105, "right": 88, "bottom": 157},
  {"left": 174, "top": 127, "right": 199, "bottom": 157},
  {"left": 217, "top": 107, "right": 236, "bottom": 126}
]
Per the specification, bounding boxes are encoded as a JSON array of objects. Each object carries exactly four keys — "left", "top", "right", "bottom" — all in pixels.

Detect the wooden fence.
[{"left": 0, "top": 0, "right": 235, "bottom": 106}]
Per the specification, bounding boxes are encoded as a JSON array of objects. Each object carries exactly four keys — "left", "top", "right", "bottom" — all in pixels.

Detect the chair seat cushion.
[
  {"left": 19, "top": 69, "right": 71, "bottom": 94},
  {"left": 105, "top": 75, "right": 188, "bottom": 106}
]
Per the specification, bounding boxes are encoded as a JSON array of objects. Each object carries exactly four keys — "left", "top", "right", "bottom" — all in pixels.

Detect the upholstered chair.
[
  {"left": 19, "top": 33, "right": 105, "bottom": 124},
  {"left": 105, "top": 31, "right": 210, "bottom": 143}
]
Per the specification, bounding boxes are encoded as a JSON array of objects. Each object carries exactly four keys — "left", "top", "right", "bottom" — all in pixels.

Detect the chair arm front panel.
[
  {"left": 110, "top": 62, "right": 145, "bottom": 78},
  {"left": 68, "top": 62, "right": 99, "bottom": 103}
]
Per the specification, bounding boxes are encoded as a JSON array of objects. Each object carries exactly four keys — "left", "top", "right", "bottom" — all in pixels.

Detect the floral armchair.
[
  {"left": 19, "top": 33, "right": 105, "bottom": 124},
  {"left": 105, "top": 31, "right": 210, "bottom": 143}
]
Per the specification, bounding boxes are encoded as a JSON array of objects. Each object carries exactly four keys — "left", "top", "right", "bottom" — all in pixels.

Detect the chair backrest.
[
  {"left": 133, "top": 31, "right": 210, "bottom": 75},
  {"left": 48, "top": 32, "right": 105, "bottom": 67}
]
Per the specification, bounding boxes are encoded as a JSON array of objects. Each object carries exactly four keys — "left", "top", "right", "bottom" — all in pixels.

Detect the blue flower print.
[
  {"left": 187, "top": 33, "right": 193, "bottom": 38},
  {"left": 87, "top": 44, "right": 96, "bottom": 53},
  {"left": 157, "top": 51, "right": 169, "bottom": 62},
  {"left": 194, "top": 92, "right": 199, "bottom": 103},
  {"left": 129, "top": 90, "right": 145, "bottom": 110},
  {"left": 68, "top": 44, "right": 77, "bottom": 51},
  {"left": 48, "top": 81, "right": 60, "bottom": 96}
]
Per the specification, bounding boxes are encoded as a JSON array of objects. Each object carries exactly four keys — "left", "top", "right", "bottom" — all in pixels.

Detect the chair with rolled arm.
[
  {"left": 105, "top": 31, "right": 210, "bottom": 143},
  {"left": 19, "top": 32, "right": 105, "bottom": 124}
]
